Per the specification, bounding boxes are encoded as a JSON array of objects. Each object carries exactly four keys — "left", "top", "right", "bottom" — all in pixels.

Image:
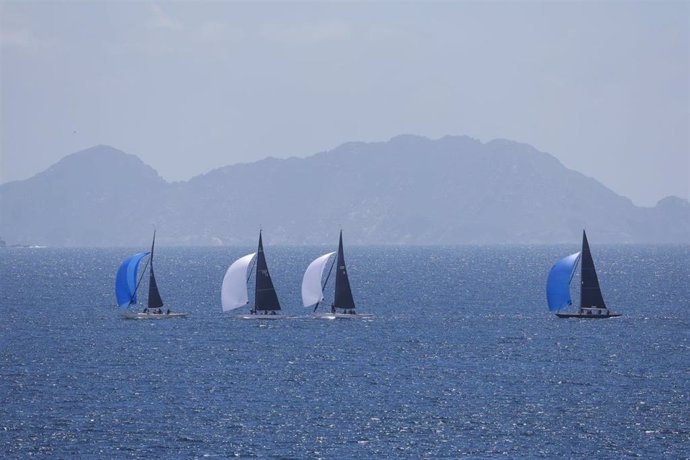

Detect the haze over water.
[{"left": 1, "top": 246, "right": 688, "bottom": 457}]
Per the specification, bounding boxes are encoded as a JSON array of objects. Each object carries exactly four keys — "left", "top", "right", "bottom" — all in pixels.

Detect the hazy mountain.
[
  {"left": 0, "top": 145, "right": 166, "bottom": 246},
  {"left": 1, "top": 136, "right": 688, "bottom": 246}
]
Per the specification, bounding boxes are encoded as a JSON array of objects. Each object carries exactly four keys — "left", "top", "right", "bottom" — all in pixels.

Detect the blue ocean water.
[{"left": 1, "top": 245, "right": 688, "bottom": 458}]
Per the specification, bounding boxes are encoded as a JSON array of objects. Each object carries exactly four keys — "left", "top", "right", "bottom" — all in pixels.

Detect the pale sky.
[{"left": 1, "top": 0, "right": 688, "bottom": 206}]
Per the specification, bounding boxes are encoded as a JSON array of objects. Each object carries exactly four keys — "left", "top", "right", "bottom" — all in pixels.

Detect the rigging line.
[
  {"left": 246, "top": 256, "right": 257, "bottom": 284},
  {"left": 569, "top": 254, "right": 581, "bottom": 284},
  {"left": 315, "top": 255, "right": 336, "bottom": 313},
  {"left": 130, "top": 256, "right": 151, "bottom": 305},
  {"left": 247, "top": 255, "right": 257, "bottom": 311},
  {"left": 322, "top": 255, "right": 336, "bottom": 291},
  {"left": 567, "top": 253, "right": 582, "bottom": 307}
]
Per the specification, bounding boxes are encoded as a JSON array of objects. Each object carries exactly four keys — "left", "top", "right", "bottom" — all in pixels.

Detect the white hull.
[
  {"left": 123, "top": 311, "right": 188, "bottom": 320},
  {"left": 313, "top": 312, "right": 373, "bottom": 320},
  {"left": 236, "top": 313, "right": 286, "bottom": 320}
]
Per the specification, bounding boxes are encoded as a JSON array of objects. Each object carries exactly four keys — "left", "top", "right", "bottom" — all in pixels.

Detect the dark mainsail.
[
  {"left": 333, "top": 231, "right": 355, "bottom": 310},
  {"left": 147, "top": 231, "right": 164, "bottom": 310},
  {"left": 579, "top": 230, "right": 606, "bottom": 309},
  {"left": 254, "top": 232, "right": 280, "bottom": 311}
]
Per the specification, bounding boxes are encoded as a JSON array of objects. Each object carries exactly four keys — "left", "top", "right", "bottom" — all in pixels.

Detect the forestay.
[
  {"left": 301, "top": 252, "right": 336, "bottom": 307},
  {"left": 115, "top": 251, "right": 150, "bottom": 308},
  {"left": 221, "top": 253, "right": 257, "bottom": 311},
  {"left": 546, "top": 252, "right": 581, "bottom": 312}
]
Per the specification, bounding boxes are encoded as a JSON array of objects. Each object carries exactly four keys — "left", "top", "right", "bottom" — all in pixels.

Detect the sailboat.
[
  {"left": 221, "top": 231, "right": 283, "bottom": 319},
  {"left": 546, "top": 230, "right": 620, "bottom": 319},
  {"left": 301, "top": 231, "right": 372, "bottom": 319},
  {"left": 115, "top": 231, "right": 188, "bottom": 319}
]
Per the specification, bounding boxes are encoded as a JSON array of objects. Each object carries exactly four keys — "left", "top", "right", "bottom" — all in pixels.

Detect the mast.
[
  {"left": 254, "top": 231, "right": 280, "bottom": 311},
  {"left": 333, "top": 230, "right": 355, "bottom": 310},
  {"left": 147, "top": 230, "right": 164, "bottom": 310},
  {"left": 579, "top": 230, "right": 606, "bottom": 309}
]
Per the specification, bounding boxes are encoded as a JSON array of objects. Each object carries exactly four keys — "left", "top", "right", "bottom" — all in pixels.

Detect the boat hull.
[
  {"left": 236, "top": 314, "right": 286, "bottom": 320},
  {"left": 313, "top": 312, "right": 374, "bottom": 320},
  {"left": 556, "top": 308, "right": 620, "bottom": 319},
  {"left": 123, "top": 312, "right": 188, "bottom": 319}
]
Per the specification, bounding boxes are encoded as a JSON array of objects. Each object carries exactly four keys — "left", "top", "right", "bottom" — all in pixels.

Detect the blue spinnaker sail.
[
  {"left": 546, "top": 252, "right": 581, "bottom": 312},
  {"left": 115, "top": 252, "right": 150, "bottom": 308}
]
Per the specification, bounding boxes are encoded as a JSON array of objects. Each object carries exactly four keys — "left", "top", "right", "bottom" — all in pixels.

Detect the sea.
[{"left": 1, "top": 245, "right": 688, "bottom": 458}]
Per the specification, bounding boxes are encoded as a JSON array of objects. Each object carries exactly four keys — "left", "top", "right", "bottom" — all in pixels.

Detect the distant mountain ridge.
[{"left": 1, "top": 136, "right": 688, "bottom": 246}]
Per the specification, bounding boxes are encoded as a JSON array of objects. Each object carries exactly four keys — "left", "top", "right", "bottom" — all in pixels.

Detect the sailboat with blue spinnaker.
[
  {"left": 115, "top": 231, "right": 188, "bottom": 319},
  {"left": 546, "top": 230, "right": 620, "bottom": 319}
]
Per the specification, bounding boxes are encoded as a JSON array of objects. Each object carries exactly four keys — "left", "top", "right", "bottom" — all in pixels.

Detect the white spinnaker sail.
[
  {"left": 301, "top": 252, "right": 336, "bottom": 307},
  {"left": 221, "top": 253, "right": 257, "bottom": 311}
]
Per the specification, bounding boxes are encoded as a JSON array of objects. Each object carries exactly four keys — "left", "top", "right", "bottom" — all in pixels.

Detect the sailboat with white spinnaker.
[
  {"left": 221, "top": 231, "right": 284, "bottom": 319},
  {"left": 301, "top": 231, "right": 372, "bottom": 319}
]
